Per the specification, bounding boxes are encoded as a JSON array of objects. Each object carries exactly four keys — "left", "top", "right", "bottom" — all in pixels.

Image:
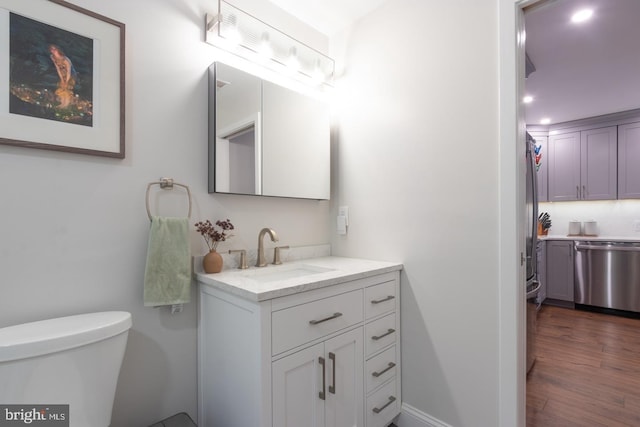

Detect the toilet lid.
[{"left": 0, "top": 311, "right": 132, "bottom": 362}]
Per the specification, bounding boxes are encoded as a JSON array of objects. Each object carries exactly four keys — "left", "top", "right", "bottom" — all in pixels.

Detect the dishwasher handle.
[{"left": 575, "top": 243, "right": 640, "bottom": 252}]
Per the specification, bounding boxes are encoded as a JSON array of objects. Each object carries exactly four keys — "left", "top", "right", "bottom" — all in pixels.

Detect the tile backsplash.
[{"left": 539, "top": 200, "right": 640, "bottom": 237}]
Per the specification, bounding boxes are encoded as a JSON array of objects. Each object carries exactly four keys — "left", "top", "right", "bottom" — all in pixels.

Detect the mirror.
[{"left": 208, "top": 62, "right": 330, "bottom": 200}]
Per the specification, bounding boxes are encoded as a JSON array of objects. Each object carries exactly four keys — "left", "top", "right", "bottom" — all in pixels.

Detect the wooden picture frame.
[{"left": 0, "top": 0, "right": 125, "bottom": 158}]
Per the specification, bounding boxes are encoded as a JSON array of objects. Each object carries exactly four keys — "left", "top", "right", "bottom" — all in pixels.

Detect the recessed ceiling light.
[
  {"left": 571, "top": 9, "right": 593, "bottom": 23},
  {"left": 540, "top": 118, "right": 551, "bottom": 125},
  {"left": 523, "top": 95, "right": 534, "bottom": 104}
]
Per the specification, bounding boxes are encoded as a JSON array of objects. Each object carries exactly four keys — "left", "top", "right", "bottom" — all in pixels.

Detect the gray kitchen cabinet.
[
  {"left": 548, "top": 127, "right": 617, "bottom": 201},
  {"left": 581, "top": 127, "right": 617, "bottom": 200},
  {"left": 618, "top": 122, "right": 640, "bottom": 199},
  {"left": 544, "top": 240, "right": 574, "bottom": 306},
  {"left": 536, "top": 240, "right": 546, "bottom": 304},
  {"left": 548, "top": 131, "right": 580, "bottom": 201}
]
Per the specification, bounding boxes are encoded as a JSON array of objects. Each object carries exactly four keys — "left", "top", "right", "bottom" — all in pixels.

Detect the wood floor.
[{"left": 527, "top": 305, "right": 640, "bottom": 426}]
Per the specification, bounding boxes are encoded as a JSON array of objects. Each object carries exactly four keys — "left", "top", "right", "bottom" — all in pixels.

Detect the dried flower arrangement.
[{"left": 195, "top": 219, "right": 234, "bottom": 251}]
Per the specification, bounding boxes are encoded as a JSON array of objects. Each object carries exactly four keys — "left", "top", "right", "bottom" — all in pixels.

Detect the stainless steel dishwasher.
[{"left": 575, "top": 241, "right": 640, "bottom": 312}]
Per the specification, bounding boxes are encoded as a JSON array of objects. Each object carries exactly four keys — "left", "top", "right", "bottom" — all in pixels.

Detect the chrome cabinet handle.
[
  {"left": 372, "top": 328, "right": 395, "bottom": 341},
  {"left": 371, "top": 295, "right": 395, "bottom": 305},
  {"left": 372, "top": 396, "right": 396, "bottom": 414},
  {"left": 583, "top": 185, "right": 586, "bottom": 199},
  {"left": 328, "top": 352, "right": 336, "bottom": 394},
  {"left": 319, "top": 356, "right": 326, "bottom": 400},
  {"left": 309, "top": 312, "right": 342, "bottom": 325},
  {"left": 372, "top": 362, "right": 396, "bottom": 378},
  {"left": 576, "top": 185, "right": 579, "bottom": 199}
]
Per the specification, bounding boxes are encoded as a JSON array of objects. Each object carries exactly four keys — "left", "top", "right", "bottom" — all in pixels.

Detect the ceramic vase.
[{"left": 203, "top": 250, "right": 223, "bottom": 273}]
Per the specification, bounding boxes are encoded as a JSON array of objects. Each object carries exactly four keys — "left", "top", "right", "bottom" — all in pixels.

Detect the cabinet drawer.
[
  {"left": 365, "top": 280, "right": 397, "bottom": 319},
  {"left": 365, "top": 313, "right": 397, "bottom": 357},
  {"left": 272, "top": 289, "right": 363, "bottom": 355},
  {"left": 366, "top": 378, "right": 399, "bottom": 427},
  {"left": 366, "top": 346, "right": 397, "bottom": 393}
]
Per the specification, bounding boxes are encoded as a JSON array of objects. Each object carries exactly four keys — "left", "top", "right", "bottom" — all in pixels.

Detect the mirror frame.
[{"left": 208, "top": 62, "right": 330, "bottom": 200}]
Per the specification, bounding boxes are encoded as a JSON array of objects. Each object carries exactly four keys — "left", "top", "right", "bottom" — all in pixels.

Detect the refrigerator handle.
[{"left": 529, "top": 139, "right": 538, "bottom": 249}]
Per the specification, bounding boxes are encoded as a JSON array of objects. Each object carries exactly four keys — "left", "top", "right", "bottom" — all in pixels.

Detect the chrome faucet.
[{"left": 257, "top": 227, "right": 279, "bottom": 267}]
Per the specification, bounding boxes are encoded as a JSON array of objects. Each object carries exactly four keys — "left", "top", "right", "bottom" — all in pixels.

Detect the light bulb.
[
  {"left": 258, "top": 33, "right": 272, "bottom": 58},
  {"left": 571, "top": 9, "right": 593, "bottom": 23},
  {"left": 286, "top": 47, "right": 299, "bottom": 72}
]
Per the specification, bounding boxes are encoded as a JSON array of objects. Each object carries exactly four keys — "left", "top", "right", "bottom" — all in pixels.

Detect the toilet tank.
[{"left": 0, "top": 311, "right": 132, "bottom": 427}]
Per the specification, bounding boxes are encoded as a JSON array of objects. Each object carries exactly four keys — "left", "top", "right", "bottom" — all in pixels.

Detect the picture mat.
[{"left": 0, "top": 0, "right": 121, "bottom": 154}]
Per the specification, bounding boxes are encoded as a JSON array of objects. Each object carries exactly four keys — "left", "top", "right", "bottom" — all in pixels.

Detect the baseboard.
[{"left": 397, "top": 403, "right": 453, "bottom": 427}]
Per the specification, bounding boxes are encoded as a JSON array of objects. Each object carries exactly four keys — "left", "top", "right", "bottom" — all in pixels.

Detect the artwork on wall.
[{"left": 0, "top": 0, "right": 125, "bottom": 158}]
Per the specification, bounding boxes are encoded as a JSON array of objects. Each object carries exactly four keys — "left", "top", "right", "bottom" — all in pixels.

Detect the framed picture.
[{"left": 0, "top": 0, "right": 125, "bottom": 158}]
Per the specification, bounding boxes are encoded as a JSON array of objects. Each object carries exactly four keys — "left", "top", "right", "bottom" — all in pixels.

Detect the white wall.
[
  {"left": 331, "top": 1, "right": 507, "bottom": 426},
  {"left": 0, "top": 1, "right": 330, "bottom": 425}
]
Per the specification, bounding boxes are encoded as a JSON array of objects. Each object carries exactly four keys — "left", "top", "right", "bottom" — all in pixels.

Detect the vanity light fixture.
[
  {"left": 205, "top": 0, "right": 335, "bottom": 87},
  {"left": 540, "top": 117, "right": 551, "bottom": 125},
  {"left": 523, "top": 95, "right": 533, "bottom": 104}
]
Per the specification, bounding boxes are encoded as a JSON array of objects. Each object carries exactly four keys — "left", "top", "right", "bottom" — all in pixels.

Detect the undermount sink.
[{"left": 240, "top": 264, "right": 335, "bottom": 283}]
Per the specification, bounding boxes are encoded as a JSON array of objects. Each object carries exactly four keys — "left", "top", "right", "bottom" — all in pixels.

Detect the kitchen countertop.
[
  {"left": 196, "top": 256, "right": 403, "bottom": 302},
  {"left": 540, "top": 235, "right": 640, "bottom": 242}
]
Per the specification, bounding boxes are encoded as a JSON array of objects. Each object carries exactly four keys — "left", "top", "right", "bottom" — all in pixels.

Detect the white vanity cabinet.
[{"left": 197, "top": 260, "right": 401, "bottom": 427}]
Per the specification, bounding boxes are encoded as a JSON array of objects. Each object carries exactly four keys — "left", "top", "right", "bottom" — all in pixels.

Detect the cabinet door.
[
  {"left": 581, "top": 126, "right": 617, "bottom": 200},
  {"left": 548, "top": 132, "right": 581, "bottom": 201},
  {"left": 324, "top": 328, "right": 364, "bottom": 427},
  {"left": 536, "top": 240, "right": 547, "bottom": 303},
  {"left": 273, "top": 343, "right": 325, "bottom": 427},
  {"left": 618, "top": 122, "right": 640, "bottom": 199},
  {"left": 545, "top": 240, "right": 574, "bottom": 302}
]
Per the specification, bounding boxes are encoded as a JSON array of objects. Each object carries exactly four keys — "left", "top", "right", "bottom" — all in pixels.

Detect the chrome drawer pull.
[
  {"left": 372, "top": 328, "right": 395, "bottom": 341},
  {"left": 319, "top": 356, "right": 326, "bottom": 400},
  {"left": 372, "top": 362, "right": 396, "bottom": 378},
  {"left": 309, "top": 312, "right": 343, "bottom": 325},
  {"left": 372, "top": 396, "right": 396, "bottom": 414},
  {"left": 371, "top": 295, "right": 395, "bottom": 305}
]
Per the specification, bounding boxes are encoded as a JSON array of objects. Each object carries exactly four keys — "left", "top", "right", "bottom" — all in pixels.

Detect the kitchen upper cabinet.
[
  {"left": 581, "top": 127, "right": 617, "bottom": 200},
  {"left": 545, "top": 240, "right": 574, "bottom": 305},
  {"left": 548, "top": 127, "right": 617, "bottom": 201},
  {"left": 618, "top": 122, "right": 640, "bottom": 199},
  {"left": 548, "top": 131, "right": 580, "bottom": 201}
]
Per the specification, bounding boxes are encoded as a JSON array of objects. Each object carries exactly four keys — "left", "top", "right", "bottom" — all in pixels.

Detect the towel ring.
[{"left": 145, "top": 178, "right": 192, "bottom": 221}]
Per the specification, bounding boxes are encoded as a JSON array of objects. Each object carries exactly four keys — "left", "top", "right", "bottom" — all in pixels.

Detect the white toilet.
[{"left": 0, "top": 311, "right": 132, "bottom": 427}]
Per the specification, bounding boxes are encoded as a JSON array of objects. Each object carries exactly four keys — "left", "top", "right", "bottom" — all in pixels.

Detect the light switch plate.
[
  {"left": 338, "top": 206, "right": 349, "bottom": 225},
  {"left": 337, "top": 215, "right": 347, "bottom": 235}
]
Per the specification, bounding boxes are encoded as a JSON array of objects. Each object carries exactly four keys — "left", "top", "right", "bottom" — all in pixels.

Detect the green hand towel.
[{"left": 143, "top": 216, "right": 191, "bottom": 307}]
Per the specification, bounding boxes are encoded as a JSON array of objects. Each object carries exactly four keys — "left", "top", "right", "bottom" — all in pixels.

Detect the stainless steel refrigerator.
[{"left": 525, "top": 132, "right": 541, "bottom": 374}]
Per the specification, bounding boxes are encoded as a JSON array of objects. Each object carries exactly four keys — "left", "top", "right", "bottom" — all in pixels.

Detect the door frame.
[{"left": 498, "top": 0, "right": 541, "bottom": 426}]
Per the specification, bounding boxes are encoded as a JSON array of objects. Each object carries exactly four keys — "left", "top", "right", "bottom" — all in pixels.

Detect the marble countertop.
[
  {"left": 540, "top": 235, "right": 640, "bottom": 242},
  {"left": 196, "top": 256, "right": 403, "bottom": 302}
]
